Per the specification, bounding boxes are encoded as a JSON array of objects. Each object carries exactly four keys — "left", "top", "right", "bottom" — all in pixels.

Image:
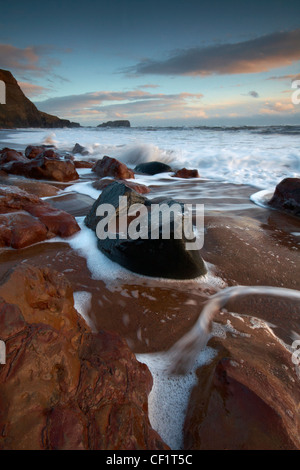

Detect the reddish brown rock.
[
  {"left": 0, "top": 265, "right": 168, "bottom": 450},
  {"left": 184, "top": 312, "right": 300, "bottom": 450},
  {"left": 268, "top": 177, "right": 300, "bottom": 216},
  {"left": 173, "top": 168, "right": 200, "bottom": 178},
  {"left": 74, "top": 160, "right": 94, "bottom": 169},
  {"left": 4, "top": 156, "right": 78, "bottom": 182},
  {"left": 0, "top": 147, "right": 28, "bottom": 164},
  {"left": 92, "top": 178, "right": 150, "bottom": 194},
  {"left": 0, "top": 185, "right": 80, "bottom": 248},
  {"left": 92, "top": 156, "right": 134, "bottom": 180},
  {"left": 25, "top": 145, "right": 52, "bottom": 160}
]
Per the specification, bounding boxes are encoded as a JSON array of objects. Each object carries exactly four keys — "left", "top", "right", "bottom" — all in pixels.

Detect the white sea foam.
[
  {"left": 2, "top": 127, "right": 299, "bottom": 189},
  {"left": 73, "top": 291, "right": 95, "bottom": 331},
  {"left": 136, "top": 346, "right": 217, "bottom": 450},
  {"left": 250, "top": 189, "right": 274, "bottom": 209}
]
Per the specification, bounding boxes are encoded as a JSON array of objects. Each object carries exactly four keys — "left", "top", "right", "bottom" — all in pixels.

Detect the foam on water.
[
  {"left": 73, "top": 291, "right": 95, "bottom": 331},
  {"left": 2, "top": 127, "right": 299, "bottom": 189},
  {"left": 250, "top": 188, "right": 274, "bottom": 209},
  {"left": 136, "top": 346, "right": 217, "bottom": 450},
  {"left": 67, "top": 218, "right": 226, "bottom": 293}
]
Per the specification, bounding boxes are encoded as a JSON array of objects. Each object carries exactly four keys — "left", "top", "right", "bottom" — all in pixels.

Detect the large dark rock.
[
  {"left": 85, "top": 181, "right": 206, "bottom": 279},
  {"left": 268, "top": 178, "right": 300, "bottom": 216},
  {"left": 135, "top": 161, "right": 172, "bottom": 175},
  {"left": 92, "top": 177, "right": 150, "bottom": 194},
  {"left": 0, "top": 69, "right": 80, "bottom": 129},
  {"left": 0, "top": 265, "right": 168, "bottom": 450},
  {"left": 97, "top": 120, "right": 130, "bottom": 128},
  {"left": 92, "top": 155, "right": 134, "bottom": 180}
]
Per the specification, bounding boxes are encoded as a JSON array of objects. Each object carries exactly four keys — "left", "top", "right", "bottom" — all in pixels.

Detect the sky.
[{"left": 0, "top": 0, "right": 300, "bottom": 126}]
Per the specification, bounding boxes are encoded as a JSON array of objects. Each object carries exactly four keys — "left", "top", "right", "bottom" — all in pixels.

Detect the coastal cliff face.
[{"left": 0, "top": 70, "right": 80, "bottom": 129}]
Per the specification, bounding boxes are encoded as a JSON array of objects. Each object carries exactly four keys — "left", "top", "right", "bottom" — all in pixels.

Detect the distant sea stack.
[
  {"left": 97, "top": 120, "right": 131, "bottom": 128},
  {"left": 0, "top": 69, "right": 80, "bottom": 129}
]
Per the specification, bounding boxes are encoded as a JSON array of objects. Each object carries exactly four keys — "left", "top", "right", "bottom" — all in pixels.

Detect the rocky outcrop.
[
  {"left": 135, "top": 161, "right": 172, "bottom": 175},
  {"left": 0, "top": 147, "right": 79, "bottom": 182},
  {"left": 184, "top": 312, "right": 300, "bottom": 450},
  {"left": 173, "top": 168, "right": 200, "bottom": 178},
  {"left": 92, "top": 177, "right": 150, "bottom": 194},
  {"left": 0, "top": 264, "right": 168, "bottom": 450},
  {"left": 92, "top": 156, "right": 134, "bottom": 180},
  {"left": 85, "top": 181, "right": 207, "bottom": 279},
  {"left": 97, "top": 120, "right": 130, "bottom": 128},
  {"left": 72, "top": 143, "right": 89, "bottom": 156},
  {"left": 0, "top": 185, "right": 80, "bottom": 248},
  {"left": 268, "top": 178, "right": 300, "bottom": 216},
  {"left": 0, "top": 69, "right": 80, "bottom": 129}
]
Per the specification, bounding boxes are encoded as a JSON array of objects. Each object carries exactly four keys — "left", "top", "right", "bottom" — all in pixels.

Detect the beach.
[{"left": 0, "top": 126, "right": 299, "bottom": 450}]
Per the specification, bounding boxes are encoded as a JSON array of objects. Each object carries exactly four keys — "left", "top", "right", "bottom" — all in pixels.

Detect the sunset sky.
[{"left": 0, "top": 0, "right": 300, "bottom": 126}]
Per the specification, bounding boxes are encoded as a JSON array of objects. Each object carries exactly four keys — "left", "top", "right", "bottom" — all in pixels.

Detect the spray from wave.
[{"left": 167, "top": 285, "right": 300, "bottom": 375}]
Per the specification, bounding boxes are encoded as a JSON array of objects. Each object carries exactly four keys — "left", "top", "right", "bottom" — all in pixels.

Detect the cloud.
[
  {"left": 136, "top": 84, "right": 160, "bottom": 89},
  {"left": 0, "top": 43, "right": 69, "bottom": 78},
  {"left": 266, "top": 74, "right": 300, "bottom": 81},
  {"left": 247, "top": 91, "right": 259, "bottom": 98},
  {"left": 260, "top": 101, "right": 296, "bottom": 114},
  {"left": 18, "top": 81, "right": 50, "bottom": 98},
  {"left": 127, "top": 29, "right": 300, "bottom": 77},
  {"left": 35, "top": 89, "right": 205, "bottom": 123}
]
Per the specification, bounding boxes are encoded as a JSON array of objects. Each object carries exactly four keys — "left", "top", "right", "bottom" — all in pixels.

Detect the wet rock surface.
[
  {"left": 0, "top": 185, "right": 80, "bottom": 248},
  {"left": 92, "top": 155, "right": 135, "bottom": 180},
  {"left": 92, "top": 177, "right": 150, "bottom": 194},
  {"left": 0, "top": 265, "right": 168, "bottom": 450},
  {"left": 173, "top": 168, "right": 200, "bottom": 178},
  {"left": 135, "top": 161, "right": 172, "bottom": 175},
  {"left": 85, "top": 181, "right": 207, "bottom": 279},
  {"left": 269, "top": 177, "right": 300, "bottom": 216},
  {"left": 183, "top": 311, "right": 300, "bottom": 450}
]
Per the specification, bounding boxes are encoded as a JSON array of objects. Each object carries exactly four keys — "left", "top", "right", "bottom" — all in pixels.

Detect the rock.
[
  {"left": 74, "top": 160, "right": 94, "bottom": 169},
  {"left": 268, "top": 178, "right": 300, "bottom": 216},
  {"left": 0, "top": 185, "right": 80, "bottom": 248},
  {"left": 97, "top": 120, "right": 130, "bottom": 128},
  {"left": 85, "top": 181, "right": 207, "bottom": 279},
  {"left": 1, "top": 152, "right": 79, "bottom": 182},
  {"left": 92, "top": 178, "right": 150, "bottom": 194},
  {"left": 72, "top": 143, "right": 89, "bottom": 156},
  {"left": 173, "top": 168, "right": 200, "bottom": 178},
  {"left": 0, "top": 69, "right": 80, "bottom": 129},
  {"left": 0, "top": 147, "right": 28, "bottom": 164},
  {"left": 0, "top": 176, "right": 59, "bottom": 197},
  {"left": 25, "top": 145, "right": 54, "bottom": 160},
  {"left": 134, "top": 161, "right": 172, "bottom": 175},
  {"left": 0, "top": 265, "right": 168, "bottom": 450},
  {"left": 184, "top": 312, "right": 300, "bottom": 450},
  {"left": 92, "top": 156, "right": 134, "bottom": 180}
]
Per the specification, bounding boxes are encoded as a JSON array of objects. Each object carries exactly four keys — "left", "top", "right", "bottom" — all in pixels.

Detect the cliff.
[{"left": 0, "top": 69, "right": 80, "bottom": 129}]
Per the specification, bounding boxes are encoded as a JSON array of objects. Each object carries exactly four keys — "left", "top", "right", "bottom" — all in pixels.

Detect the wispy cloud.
[
  {"left": 35, "top": 89, "right": 205, "bottom": 122},
  {"left": 127, "top": 29, "right": 300, "bottom": 77},
  {"left": 260, "top": 100, "right": 296, "bottom": 114},
  {"left": 246, "top": 90, "right": 259, "bottom": 98},
  {"left": 0, "top": 43, "right": 69, "bottom": 79},
  {"left": 18, "top": 81, "right": 51, "bottom": 98}
]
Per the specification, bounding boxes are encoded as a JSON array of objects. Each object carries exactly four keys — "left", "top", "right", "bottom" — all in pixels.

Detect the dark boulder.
[
  {"left": 92, "top": 178, "right": 150, "bottom": 194},
  {"left": 72, "top": 143, "right": 89, "bottom": 156},
  {"left": 85, "top": 181, "right": 206, "bottom": 279},
  {"left": 92, "top": 156, "right": 134, "bottom": 180},
  {"left": 268, "top": 178, "right": 300, "bottom": 216},
  {"left": 134, "top": 161, "right": 172, "bottom": 175}
]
